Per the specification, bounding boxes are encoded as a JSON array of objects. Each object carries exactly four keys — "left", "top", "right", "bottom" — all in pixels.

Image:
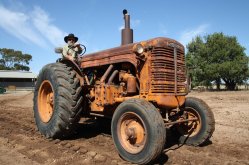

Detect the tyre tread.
[
  {"left": 181, "top": 97, "right": 215, "bottom": 146},
  {"left": 34, "top": 62, "right": 83, "bottom": 139},
  {"left": 112, "top": 98, "right": 166, "bottom": 164}
]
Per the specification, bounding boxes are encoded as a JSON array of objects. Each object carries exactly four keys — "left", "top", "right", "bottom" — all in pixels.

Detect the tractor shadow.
[
  {"left": 70, "top": 118, "right": 212, "bottom": 164},
  {"left": 70, "top": 118, "right": 112, "bottom": 139}
]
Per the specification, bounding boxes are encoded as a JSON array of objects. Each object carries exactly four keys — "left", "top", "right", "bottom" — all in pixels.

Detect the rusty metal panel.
[
  {"left": 148, "top": 95, "right": 186, "bottom": 108},
  {"left": 137, "top": 37, "right": 187, "bottom": 108},
  {"left": 80, "top": 44, "right": 137, "bottom": 68},
  {"left": 149, "top": 41, "right": 186, "bottom": 95},
  {"left": 90, "top": 84, "right": 124, "bottom": 112}
]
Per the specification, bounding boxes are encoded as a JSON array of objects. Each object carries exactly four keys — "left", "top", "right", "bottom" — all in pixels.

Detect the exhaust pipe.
[
  {"left": 121, "top": 9, "right": 133, "bottom": 45},
  {"left": 100, "top": 65, "right": 113, "bottom": 83}
]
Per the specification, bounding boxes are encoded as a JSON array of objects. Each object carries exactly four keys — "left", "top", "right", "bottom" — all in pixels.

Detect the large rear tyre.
[
  {"left": 176, "top": 97, "right": 215, "bottom": 146},
  {"left": 111, "top": 99, "right": 166, "bottom": 165},
  {"left": 33, "top": 63, "right": 83, "bottom": 138}
]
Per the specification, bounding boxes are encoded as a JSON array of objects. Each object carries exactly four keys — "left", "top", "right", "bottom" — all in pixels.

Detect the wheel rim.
[
  {"left": 177, "top": 107, "right": 201, "bottom": 137},
  {"left": 38, "top": 80, "right": 54, "bottom": 123},
  {"left": 117, "top": 112, "right": 147, "bottom": 154}
]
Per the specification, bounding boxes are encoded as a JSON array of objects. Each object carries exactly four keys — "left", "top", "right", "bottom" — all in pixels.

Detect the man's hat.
[{"left": 64, "top": 33, "right": 78, "bottom": 43}]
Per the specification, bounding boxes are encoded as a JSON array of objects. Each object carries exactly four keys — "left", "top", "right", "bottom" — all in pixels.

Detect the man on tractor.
[{"left": 62, "top": 33, "right": 83, "bottom": 61}]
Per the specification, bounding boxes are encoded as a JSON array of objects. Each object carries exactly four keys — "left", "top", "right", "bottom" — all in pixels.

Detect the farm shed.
[{"left": 0, "top": 70, "right": 37, "bottom": 91}]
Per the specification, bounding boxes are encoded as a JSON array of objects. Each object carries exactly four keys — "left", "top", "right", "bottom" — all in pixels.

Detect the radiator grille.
[{"left": 151, "top": 47, "right": 186, "bottom": 93}]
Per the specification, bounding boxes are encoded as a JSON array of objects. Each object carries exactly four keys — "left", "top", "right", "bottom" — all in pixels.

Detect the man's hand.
[
  {"left": 74, "top": 43, "right": 81, "bottom": 48},
  {"left": 67, "top": 56, "right": 74, "bottom": 61},
  {"left": 75, "top": 44, "right": 82, "bottom": 51}
]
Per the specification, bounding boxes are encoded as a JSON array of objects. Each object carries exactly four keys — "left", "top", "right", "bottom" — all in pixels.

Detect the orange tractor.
[{"left": 34, "top": 10, "right": 215, "bottom": 164}]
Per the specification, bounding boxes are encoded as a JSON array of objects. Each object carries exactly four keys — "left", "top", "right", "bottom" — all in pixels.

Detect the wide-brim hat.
[{"left": 64, "top": 33, "right": 78, "bottom": 43}]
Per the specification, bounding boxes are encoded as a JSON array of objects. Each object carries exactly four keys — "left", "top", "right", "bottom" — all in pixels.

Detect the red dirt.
[{"left": 0, "top": 91, "right": 248, "bottom": 165}]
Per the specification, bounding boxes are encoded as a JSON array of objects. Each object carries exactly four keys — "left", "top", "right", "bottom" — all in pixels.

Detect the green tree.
[
  {"left": 186, "top": 32, "right": 249, "bottom": 90},
  {"left": 0, "top": 48, "right": 32, "bottom": 71}
]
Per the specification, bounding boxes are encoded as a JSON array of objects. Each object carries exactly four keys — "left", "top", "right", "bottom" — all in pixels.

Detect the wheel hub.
[
  {"left": 118, "top": 112, "right": 147, "bottom": 154},
  {"left": 38, "top": 80, "right": 54, "bottom": 123},
  {"left": 177, "top": 107, "right": 201, "bottom": 137}
]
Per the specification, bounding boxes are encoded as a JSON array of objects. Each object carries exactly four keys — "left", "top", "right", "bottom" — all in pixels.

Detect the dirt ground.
[{"left": 0, "top": 91, "right": 248, "bottom": 165}]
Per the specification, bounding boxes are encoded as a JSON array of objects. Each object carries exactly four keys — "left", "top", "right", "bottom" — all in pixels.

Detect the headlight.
[{"left": 133, "top": 44, "right": 144, "bottom": 54}]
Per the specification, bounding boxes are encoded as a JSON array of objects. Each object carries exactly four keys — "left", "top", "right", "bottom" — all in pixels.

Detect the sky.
[{"left": 0, "top": 0, "right": 248, "bottom": 74}]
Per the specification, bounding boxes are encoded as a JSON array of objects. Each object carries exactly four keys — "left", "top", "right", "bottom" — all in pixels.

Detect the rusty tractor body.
[
  {"left": 33, "top": 10, "right": 215, "bottom": 164},
  {"left": 81, "top": 37, "right": 186, "bottom": 109}
]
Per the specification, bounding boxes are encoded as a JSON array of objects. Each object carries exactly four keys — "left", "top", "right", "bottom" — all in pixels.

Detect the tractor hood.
[
  {"left": 80, "top": 43, "right": 135, "bottom": 69},
  {"left": 80, "top": 37, "right": 184, "bottom": 69}
]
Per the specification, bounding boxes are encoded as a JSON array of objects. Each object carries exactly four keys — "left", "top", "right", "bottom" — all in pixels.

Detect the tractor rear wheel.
[
  {"left": 176, "top": 97, "right": 215, "bottom": 146},
  {"left": 33, "top": 63, "right": 83, "bottom": 138},
  {"left": 111, "top": 99, "right": 166, "bottom": 164}
]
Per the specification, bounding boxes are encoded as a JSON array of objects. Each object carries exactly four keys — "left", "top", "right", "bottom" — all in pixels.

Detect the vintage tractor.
[{"left": 33, "top": 10, "right": 215, "bottom": 164}]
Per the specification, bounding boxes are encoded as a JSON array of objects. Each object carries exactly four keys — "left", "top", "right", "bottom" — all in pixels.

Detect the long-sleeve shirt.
[{"left": 62, "top": 44, "right": 82, "bottom": 58}]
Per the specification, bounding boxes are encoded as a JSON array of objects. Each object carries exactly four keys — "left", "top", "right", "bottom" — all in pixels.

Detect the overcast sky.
[{"left": 0, "top": 0, "right": 248, "bottom": 74}]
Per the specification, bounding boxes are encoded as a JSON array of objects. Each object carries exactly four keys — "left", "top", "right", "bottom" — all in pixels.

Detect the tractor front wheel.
[
  {"left": 111, "top": 99, "right": 166, "bottom": 164},
  {"left": 175, "top": 97, "right": 215, "bottom": 146}
]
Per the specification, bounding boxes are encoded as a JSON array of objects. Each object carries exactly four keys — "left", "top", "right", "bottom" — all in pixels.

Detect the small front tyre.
[
  {"left": 176, "top": 97, "right": 215, "bottom": 146},
  {"left": 111, "top": 99, "right": 166, "bottom": 164}
]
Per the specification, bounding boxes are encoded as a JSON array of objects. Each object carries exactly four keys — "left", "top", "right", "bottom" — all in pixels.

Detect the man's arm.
[
  {"left": 62, "top": 45, "right": 68, "bottom": 57},
  {"left": 62, "top": 45, "right": 74, "bottom": 61},
  {"left": 74, "top": 43, "right": 83, "bottom": 54}
]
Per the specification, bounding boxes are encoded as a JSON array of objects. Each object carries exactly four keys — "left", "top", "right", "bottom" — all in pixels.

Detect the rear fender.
[{"left": 59, "top": 59, "right": 84, "bottom": 86}]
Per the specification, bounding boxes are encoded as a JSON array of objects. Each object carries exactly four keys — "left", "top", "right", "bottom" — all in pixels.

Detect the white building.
[{"left": 0, "top": 70, "right": 37, "bottom": 91}]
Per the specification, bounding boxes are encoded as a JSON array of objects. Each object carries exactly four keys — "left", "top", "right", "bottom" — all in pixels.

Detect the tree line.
[
  {"left": 186, "top": 32, "right": 249, "bottom": 90},
  {"left": 0, "top": 48, "right": 32, "bottom": 71}
]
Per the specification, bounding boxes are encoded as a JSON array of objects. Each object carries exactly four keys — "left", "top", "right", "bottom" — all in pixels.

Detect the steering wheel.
[
  {"left": 68, "top": 44, "right": 87, "bottom": 57},
  {"left": 79, "top": 44, "right": 86, "bottom": 56}
]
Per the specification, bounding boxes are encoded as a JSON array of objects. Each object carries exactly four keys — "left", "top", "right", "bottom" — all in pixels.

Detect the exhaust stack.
[{"left": 121, "top": 9, "right": 133, "bottom": 45}]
